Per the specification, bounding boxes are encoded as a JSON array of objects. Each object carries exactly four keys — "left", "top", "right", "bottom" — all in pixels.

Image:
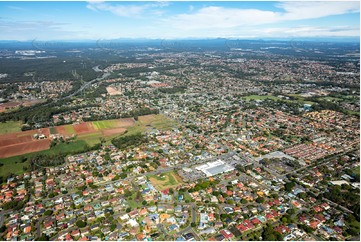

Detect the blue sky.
[{"left": 0, "top": 1, "right": 359, "bottom": 40}]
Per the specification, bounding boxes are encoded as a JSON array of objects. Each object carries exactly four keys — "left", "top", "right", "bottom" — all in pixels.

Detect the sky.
[{"left": 0, "top": 0, "right": 359, "bottom": 40}]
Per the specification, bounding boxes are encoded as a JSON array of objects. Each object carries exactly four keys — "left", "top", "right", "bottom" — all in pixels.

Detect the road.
[
  {"left": 29, "top": 66, "right": 110, "bottom": 113},
  {"left": 59, "top": 72, "right": 110, "bottom": 100}
]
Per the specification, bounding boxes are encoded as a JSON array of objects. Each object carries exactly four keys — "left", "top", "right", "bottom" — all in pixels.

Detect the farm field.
[
  {"left": 0, "top": 139, "right": 51, "bottom": 159},
  {"left": 0, "top": 128, "right": 51, "bottom": 158},
  {"left": 0, "top": 115, "right": 177, "bottom": 175},
  {"left": 148, "top": 171, "right": 183, "bottom": 190},
  {"left": 0, "top": 140, "right": 88, "bottom": 176},
  {"left": 0, "top": 121, "right": 22, "bottom": 134}
]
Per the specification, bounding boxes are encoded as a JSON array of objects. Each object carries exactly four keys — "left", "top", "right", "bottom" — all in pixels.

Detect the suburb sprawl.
[{"left": 0, "top": 39, "right": 359, "bottom": 241}]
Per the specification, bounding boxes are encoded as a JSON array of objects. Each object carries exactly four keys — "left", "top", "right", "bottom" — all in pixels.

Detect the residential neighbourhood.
[{"left": 0, "top": 25, "right": 359, "bottom": 242}]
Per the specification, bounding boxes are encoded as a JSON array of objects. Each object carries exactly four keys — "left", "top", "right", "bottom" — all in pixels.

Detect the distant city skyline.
[{"left": 0, "top": 1, "right": 359, "bottom": 40}]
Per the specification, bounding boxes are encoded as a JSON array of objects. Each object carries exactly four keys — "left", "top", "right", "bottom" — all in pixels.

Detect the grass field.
[
  {"left": 138, "top": 114, "right": 178, "bottom": 131},
  {"left": 242, "top": 95, "right": 282, "bottom": 101},
  {"left": 0, "top": 121, "right": 22, "bottom": 134},
  {"left": 0, "top": 155, "right": 29, "bottom": 177},
  {"left": 148, "top": 171, "right": 183, "bottom": 190},
  {"left": 242, "top": 94, "right": 315, "bottom": 105},
  {"left": 77, "top": 132, "right": 104, "bottom": 146},
  {"left": 49, "top": 127, "right": 57, "bottom": 134},
  {"left": 64, "top": 125, "right": 76, "bottom": 135},
  {"left": 317, "top": 96, "right": 343, "bottom": 102},
  {"left": 126, "top": 193, "right": 143, "bottom": 209},
  {"left": 287, "top": 94, "right": 315, "bottom": 105},
  {"left": 92, "top": 120, "right": 120, "bottom": 130}
]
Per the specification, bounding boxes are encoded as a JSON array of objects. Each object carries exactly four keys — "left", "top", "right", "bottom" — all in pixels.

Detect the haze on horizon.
[{"left": 0, "top": 0, "right": 360, "bottom": 41}]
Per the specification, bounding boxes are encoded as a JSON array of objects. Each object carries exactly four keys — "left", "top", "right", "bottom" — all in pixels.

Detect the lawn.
[
  {"left": 0, "top": 121, "right": 22, "bottom": 134},
  {"left": 148, "top": 171, "right": 183, "bottom": 190},
  {"left": 126, "top": 192, "right": 143, "bottom": 209}
]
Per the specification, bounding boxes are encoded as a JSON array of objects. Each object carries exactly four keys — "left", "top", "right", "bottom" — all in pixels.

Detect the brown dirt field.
[
  {"left": 0, "top": 136, "right": 33, "bottom": 147},
  {"left": 0, "top": 139, "right": 50, "bottom": 158},
  {"left": 101, "top": 128, "right": 127, "bottom": 136},
  {"left": 73, "top": 122, "right": 95, "bottom": 134},
  {"left": 106, "top": 86, "right": 122, "bottom": 96},
  {"left": 117, "top": 118, "right": 135, "bottom": 127},
  {"left": 55, "top": 126, "right": 67, "bottom": 136},
  {"left": 0, "top": 128, "right": 50, "bottom": 147},
  {"left": 39, "top": 128, "right": 50, "bottom": 137},
  {"left": 138, "top": 114, "right": 156, "bottom": 123}
]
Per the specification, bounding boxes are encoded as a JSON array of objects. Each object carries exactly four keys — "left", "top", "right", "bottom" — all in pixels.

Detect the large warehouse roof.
[{"left": 196, "top": 160, "right": 235, "bottom": 177}]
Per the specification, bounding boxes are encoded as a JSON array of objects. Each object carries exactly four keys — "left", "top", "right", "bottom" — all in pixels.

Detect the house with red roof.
[
  {"left": 236, "top": 224, "right": 248, "bottom": 233},
  {"left": 309, "top": 220, "right": 320, "bottom": 229},
  {"left": 315, "top": 214, "right": 326, "bottom": 223},
  {"left": 220, "top": 229, "right": 234, "bottom": 239},
  {"left": 274, "top": 224, "right": 290, "bottom": 234},
  {"left": 251, "top": 217, "right": 261, "bottom": 226},
  {"left": 313, "top": 206, "right": 323, "bottom": 213}
]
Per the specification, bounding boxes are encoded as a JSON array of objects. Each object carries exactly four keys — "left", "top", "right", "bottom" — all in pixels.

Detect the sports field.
[{"left": 148, "top": 171, "right": 183, "bottom": 190}]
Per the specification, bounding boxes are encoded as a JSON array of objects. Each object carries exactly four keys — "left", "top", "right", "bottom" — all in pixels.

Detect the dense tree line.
[
  {"left": 159, "top": 86, "right": 187, "bottom": 94},
  {"left": 111, "top": 133, "right": 148, "bottom": 149},
  {"left": 29, "top": 154, "right": 66, "bottom": 170},
  {"left": 121, "top": 107, "right": 159, "bottom": 119}
]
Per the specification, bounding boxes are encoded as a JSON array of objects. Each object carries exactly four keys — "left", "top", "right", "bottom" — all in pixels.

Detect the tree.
[
  {"left": 37, "top": 234, "right": 49, "bottom": 241},
  {"left": 76, "top": 220, "right": 87, "bottom": 228},
  {"left": 110, "top": 223, "right": 116, "bottom": 232},
  {"left": 0, "top": 225, "right": 6, "bottom": 233},
  {"left": 256, "top": 197, "right": 265, "bottom": 203},
  {"left": 191, "top": 222, "right": 196, "bottom": 227},
  {"left": 284, "top": 182, "right": 295, "bottom": 192},
  {"left": 44, "top": 210, "right": 52, "bottom": 216}
]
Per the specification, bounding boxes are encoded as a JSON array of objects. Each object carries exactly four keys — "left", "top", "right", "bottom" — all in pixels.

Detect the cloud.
[
  {"left": 166, "top": 1, "right": 360, "bottom": 31},
  {"left": 277, "top": 1, "right": 359, "bottom": 21},
  {"left": 86, "top": 1, "right": 169, "bottom": 17},
  {"left": 0, "top": 20, "right": 90, "bottom": 40},
  {"left": 7, "top": 6, "right": 26, "bottom": 11}
]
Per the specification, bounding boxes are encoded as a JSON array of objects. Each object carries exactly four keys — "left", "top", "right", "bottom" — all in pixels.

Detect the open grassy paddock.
[
  {"left": 92, "top": 120, "right": 120, "bottom": 130},
  {"left": 0, "top": 121, "right": 22, "bottom": 134},
  {"left": 148, "top": 171, "right": 183, "bottom": 190},
  {"left": 242, "top": 95, "right": 282, "bottom": 102},
  {"left": 138, "top": 114, "right": 178, "bottom": 131}
]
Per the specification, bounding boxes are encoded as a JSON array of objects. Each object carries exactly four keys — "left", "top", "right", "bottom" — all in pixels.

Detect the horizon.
[{"left": 0, "top": 1, "right": 360, "bottom": 41}]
